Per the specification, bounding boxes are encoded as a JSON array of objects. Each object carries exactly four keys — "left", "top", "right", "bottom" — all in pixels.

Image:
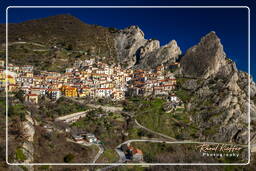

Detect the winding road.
[
  {"left": 93, "top": 144, "right": 104, "bottom": 163},
  {"left": 135, "top": 119, "right": 176, "bottom": 141}
]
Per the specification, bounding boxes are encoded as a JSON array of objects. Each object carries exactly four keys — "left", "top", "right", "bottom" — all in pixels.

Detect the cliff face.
[
  {"left": 177, "top": 31, "right": 256, "bottom": 144},
  {"left": 114, "top": 26, "right": 181, "bottom": 69},
  {"left": 114, "top": 26, "right": 148, "bottom": 68},
  {"left": 180, "top": 31, "right": 227, "bottom": 79}
]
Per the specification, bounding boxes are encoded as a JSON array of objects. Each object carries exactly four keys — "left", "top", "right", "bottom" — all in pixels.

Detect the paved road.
[
  {"left": 114, "top": 138, "right": 250, "bottom": 163},
  {"left": 55, "top": 110, "right": 90, "bottom": 123},
  {"left": 93, "top": 144, "right": 104, "bottom": 163},
  {"left": 66, "top": 138, "right": 104, "bottom": 163},
  {"left": 9, "top": 41, "right": 44, "bottom": 46},
  {"left": 98, "top": 138, "right": 252, "bottom": 171},
  {"left": 86, "top": 104, "right": 123, "bottom": 113},
  {"left": 135, "top": 119, "right": 176, "bottom": 141}
]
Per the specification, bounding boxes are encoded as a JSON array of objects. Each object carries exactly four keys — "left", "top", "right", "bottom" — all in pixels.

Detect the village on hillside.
[
  {"left": 1, "top": 58, "right": 186, "bottom": 163},
  {"left": 0, "top": 58, "right": 181, "bottom": 104}
]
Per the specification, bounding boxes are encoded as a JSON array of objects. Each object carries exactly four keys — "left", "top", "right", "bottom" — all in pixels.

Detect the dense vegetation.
[
  {"left": 37, "top": 97, "right": 88, "bottom": 119},
  {"left": 71, "top": 108, "right": 127, "bottom": 148}
]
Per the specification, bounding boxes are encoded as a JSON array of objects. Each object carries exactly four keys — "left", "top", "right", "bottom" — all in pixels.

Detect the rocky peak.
[
  {"left": 114, "top": 26, "right": 147, "bottom": 68},
  {"left": 162, "top": 40, "right": 182, "bottom": 59},
  {"left": 166, "top": 40, "right": 178, "bottom": 47},
  {"left": 133, "top": 39, "right": 181, "bottom": 70},
  {"left": 180, "top": 31, "right": 227, "bottom": 79},
  {"left": 114, "top": 25, "right": 181, "bottom": 69},
  {"left": 121, "top": 25, "right": 145, "bottom": 40}
]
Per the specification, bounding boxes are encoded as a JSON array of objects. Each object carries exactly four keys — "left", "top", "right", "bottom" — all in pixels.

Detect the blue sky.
[{"left": 0, "top": 0, "right": 254, "bottom": 79}]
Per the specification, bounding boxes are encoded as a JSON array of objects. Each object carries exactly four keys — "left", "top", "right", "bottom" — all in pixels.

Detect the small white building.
[
  {"left": 47, "top": 89, "right": 61, "bottom": 100},
  {"left": 86, "top": 133, "right": 97, "bottom": 143},
  {"left": 65, "top": 68, "right": 73, "bottom": 73},
  {"left": 95, "top": 88, "right": 113, "bottom": 98},
  {"left": 169, "top": 94, "right": 179, "bottom": 103},
  {"left": 31, "top": 88, "right": 47, "bottom": 96}
]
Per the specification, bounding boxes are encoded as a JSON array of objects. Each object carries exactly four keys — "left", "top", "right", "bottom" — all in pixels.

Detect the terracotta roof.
[
  {"left": 48, "top": 89, "right": 60, "bottom": 91},
  {"left": 27, "top": 94, "right": 38, "bottom": 96},
  {"left": 82, "top": 87, "right": 90, "bottom": 89},
  {"left": 7, "top": 75, "right": 14, "bottom": 78},
  {"left": 162, "top": 84, "right": 174, "bottom": 87}
]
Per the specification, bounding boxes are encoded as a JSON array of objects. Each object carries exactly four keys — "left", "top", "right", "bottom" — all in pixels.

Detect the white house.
[
  {"left": 86, "top": 133, "right": 97, "bottom": 143},
  {"left": 169, "top": 94, "right": 179, "bottom": 103},
  {"left": 95, "top": 88, "right": 113, "bottom": 97},
  {"left": 47, "top": 89, "right": 61, "bottom": 100}
]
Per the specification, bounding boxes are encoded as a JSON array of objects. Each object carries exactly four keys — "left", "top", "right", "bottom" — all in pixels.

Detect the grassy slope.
[{"left": 132, "top": 97, "right": 198, "bottom": 140}]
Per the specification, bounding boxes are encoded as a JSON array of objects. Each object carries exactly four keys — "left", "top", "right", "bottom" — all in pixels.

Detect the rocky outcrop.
[
  {"left": 137, "top": 40, "right": 181, "bottom": 70},
  {"left": 115, "top": 26, "right": 147, "bottom": 68},
  {"left": 180, "top": 65, "right": 256, "bottom": 144},
  {"left": 114, "top": 26, "right": 181, "bottom": 69},
  {"left": 174, "top": 30, "right": 256, "bottom": 144},
  {"left": 21, "top": 112, "right": 36, "bottom": 170},
  {"left": 180, "top": 31, "right": 227, "bottom": 79}
]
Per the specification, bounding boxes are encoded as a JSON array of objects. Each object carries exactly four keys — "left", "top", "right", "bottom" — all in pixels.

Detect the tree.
[
  {"left": 15, "top": 90, "right": 25, "bottom": 103},
  {"left": 63, "top": 154, "right": 75, "bottom": 163}
]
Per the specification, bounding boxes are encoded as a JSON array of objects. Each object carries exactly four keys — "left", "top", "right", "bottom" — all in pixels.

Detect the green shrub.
[
  {"left": 175, "top": 89, "right": 191, "bottom": 102},
  {"left": 16, "top": 148, "right": 27, "bottom": 161},
  {"left": 63, "top": 153, "right": 75, "bottom": 163}
]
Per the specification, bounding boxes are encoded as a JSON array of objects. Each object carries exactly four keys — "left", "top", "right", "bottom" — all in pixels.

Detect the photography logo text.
[{"left": 196, "top": 143, "right": 243, "bottom": 158}]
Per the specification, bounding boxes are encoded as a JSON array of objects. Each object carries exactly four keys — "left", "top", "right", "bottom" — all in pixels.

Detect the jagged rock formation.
[
  {"left": 177, "top": 31, "right": 256, "bottom": 145},
  {"left": 137, "top": 40, "right": 181, "bottom": 70},
  {"left": 114, "top": 25, "right": 181, "bottom": 69},
  {"left": 180, "top": 31, "right": 227, "bottom": 79},
  {"left": 114, "top": 26, "right": 148, "bottom": 68},
  {"left": 114, "top": 27, "right": 255, "bottom": 144}
]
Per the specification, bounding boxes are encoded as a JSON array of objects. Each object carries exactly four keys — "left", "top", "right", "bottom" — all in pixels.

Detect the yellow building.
[
  {"left": 25, "top": 72, "right": 33, "bottom": 77},
  {"left": 0, "top": 74, "right": 16, "bottom": 87},
  {"left": 61, "top": 86, "right": 78, "bottom": 97},
  {"left": 7, "top": 75, "right": 16, "bottom": 84}
]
